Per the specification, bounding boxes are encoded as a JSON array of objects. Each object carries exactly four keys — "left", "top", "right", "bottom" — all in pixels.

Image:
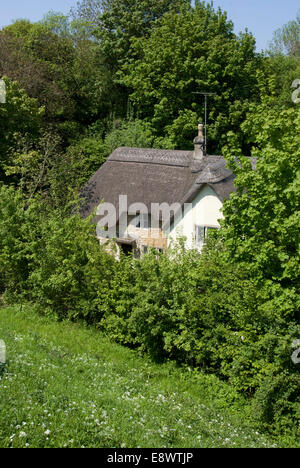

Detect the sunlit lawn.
[{"left": 0, "top": 305, "right": 279, "bottom": 448}]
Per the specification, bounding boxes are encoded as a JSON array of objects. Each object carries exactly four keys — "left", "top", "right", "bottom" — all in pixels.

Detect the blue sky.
[
  {"left": 212, "top": 0, "right": 299, "bottom": 51},
  {"left": 0, "top": 0, "right": 299, "bottom": 51}
]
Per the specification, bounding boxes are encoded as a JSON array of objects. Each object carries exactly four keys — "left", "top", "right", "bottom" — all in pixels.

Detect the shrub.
[
  {"left": 0, "top": 184, "right": 34, "bottom": 296},
  {"left": 252, "top": 371, "right": 300, "bottom": 434},
  {"left": 0, "top": 184, "right": 116, "bottom": 319}
]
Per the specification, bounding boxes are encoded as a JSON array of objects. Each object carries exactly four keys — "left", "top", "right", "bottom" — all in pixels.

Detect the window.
[{"left": 194, "top": 225, "right": 218, "bottom": 245}]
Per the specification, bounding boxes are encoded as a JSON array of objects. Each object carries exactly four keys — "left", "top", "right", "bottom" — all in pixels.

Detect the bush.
[
  {"left": 27, "top": 208, "right": 116, "bottom": 320},
  {"left": 253, "top": 371, "right": 300, "bottom": 433},
  {"left": 95, "top": 240, "right": 300, "bottom": 436},
  {"left": 0, "top": 184, "right": 40, "bottom": 296},
  {"left": 0, "top": 184, "right": 116, "bottom": 319},
  {"left": 104, "top": 119, "right": 156, "bottom": 154}
]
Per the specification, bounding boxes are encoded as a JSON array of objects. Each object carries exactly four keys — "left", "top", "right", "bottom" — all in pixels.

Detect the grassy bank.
[{"left": 0, "top": 305, "right": 282, "bottom": 448}]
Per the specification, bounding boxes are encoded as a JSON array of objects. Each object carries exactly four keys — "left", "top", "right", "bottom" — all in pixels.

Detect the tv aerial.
[{"left": 192, "top": 91, "right": 216, "bottom": 155}]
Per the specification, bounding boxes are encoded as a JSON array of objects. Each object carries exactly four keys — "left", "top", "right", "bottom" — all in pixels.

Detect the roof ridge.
[{"left": 109, "top": 146, "right": 193, "bottom": 167}]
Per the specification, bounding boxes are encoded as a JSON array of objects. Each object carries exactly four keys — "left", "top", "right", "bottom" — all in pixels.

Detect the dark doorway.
[{"left": 120, "top": 243, "right": 134, "bottom": 256}]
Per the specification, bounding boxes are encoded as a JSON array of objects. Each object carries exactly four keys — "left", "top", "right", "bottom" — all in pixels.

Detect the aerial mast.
[{"left": 192, "top": 91, "right": 216, "bottom": 155}]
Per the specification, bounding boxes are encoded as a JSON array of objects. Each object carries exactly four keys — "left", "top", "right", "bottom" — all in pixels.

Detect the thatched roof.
[{"left": 80, "top": 146, "right": 237, "bottom": 220}]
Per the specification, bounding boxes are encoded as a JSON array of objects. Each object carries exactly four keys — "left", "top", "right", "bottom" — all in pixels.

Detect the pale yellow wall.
[{"left": 168, "top": 185, "right": 223, "bottom": 250}]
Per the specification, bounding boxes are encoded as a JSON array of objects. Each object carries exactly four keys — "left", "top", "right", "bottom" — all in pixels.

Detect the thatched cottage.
[{"left": 80, "top": 124, "right": 239, "bottom": 256}]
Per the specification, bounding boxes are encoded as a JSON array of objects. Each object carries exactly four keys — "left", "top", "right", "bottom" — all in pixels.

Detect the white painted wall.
[{"left": 167, "top": 185, "right": 223, "bottom": 250}]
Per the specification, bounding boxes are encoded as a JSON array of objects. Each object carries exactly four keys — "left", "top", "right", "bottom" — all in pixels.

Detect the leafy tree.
[
  {"left": 0, "top": 18, "right": 111, "bottom": 130},
  {"left": 257, "top": 55, "right": 300, "bottom": 110},
  {"left": 262, "top": 14, "right": 300, "bottom": 110},
  {"left": 39, "top": 11, "right": 113, "bottom": 124},
  {"left": 0, "top": 21, "right": 76, "bottom": 121},
  {"left": 0, "top": 183, "right": 117, "bottom": 317},
  {"left": 268, "top": 13, "right": 300, "bottom": 57},
  {"left": 72, "top": 0, "right": 189, "bottom": 55},
  {"left": 0, "top": 77, "right": 44, "bottom": 181},
  {"left": 91, "top": 0, "right": 189, "bottom": 67},
  {"left": 103, "top": 119, "right": 156, "bottom": 153},
  {"left": 70, "top": 0, "right": 109, "bottom": 28},
  {"left": 71, "top": 0, "right": 189, "bottom": 118},
  {"left": 218, "top": 100, "right": 300, "bottom": 426},
  {"left": 119, "top": 1, "right": 262, "bottom": 152},
  {"left": 0, "top": 21, "right": 76, "bottom": 119},
  {"left": 40, "top": 10, "right": 91, "bottom": 40},
  {"left": 221, "top": 100, "right": 300, "bottom": 303}
]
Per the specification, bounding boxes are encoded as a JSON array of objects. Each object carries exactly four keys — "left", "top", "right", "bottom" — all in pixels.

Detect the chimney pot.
[
  {"left": 193, "top": 123, "right": 204, "bottom": 160},
  {"left": 198, "top": 123, "right": 204, "bottom": 137}
]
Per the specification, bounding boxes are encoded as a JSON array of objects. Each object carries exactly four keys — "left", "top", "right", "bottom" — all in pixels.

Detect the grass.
[{"left": 0, "top": 304, "right": 281, "bottom": 448}]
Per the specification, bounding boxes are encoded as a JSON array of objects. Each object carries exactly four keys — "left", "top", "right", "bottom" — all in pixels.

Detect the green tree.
[
  {"left": 119, "top": 1, "right": 262, "bottom": 152},
  {"left": 0, "top": 77, "right": 44, "bottom": 181},
  {"left": 262, "top": 13, "right": 300, "bottom": 110},
  {"left": 0, "top": 18, "right": 111, "bottom": 131},
  {"left": 219, "top": 100, "right": 300, "bottom": 426},
  {"left": 221, "top": 101, "right": 300, "bottom": 301},
  {"left": 71, "top": 0, "right": 189, "bottom": 118},
  {"left": 268, "top": 13, "right": 300, "bottom": 57},
  {"left": 40, "top": 11, "right": 112, "bottom": 125},
  {"left": 92, "top": 0, "right": 189, "bottom": 67},
  {"left": 0, "top": 22, "right": 75, "bottom": 123},
  {"left": 258, "top": 55, "right": 300, "bottom": 110},
  {"left": 0, "top": 20, "right": 76, "bottom": 120}
]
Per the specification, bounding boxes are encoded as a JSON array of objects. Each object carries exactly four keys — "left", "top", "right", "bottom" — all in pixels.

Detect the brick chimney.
[{"left": 193, "top": 123, "right": 204, "bottom": 160}]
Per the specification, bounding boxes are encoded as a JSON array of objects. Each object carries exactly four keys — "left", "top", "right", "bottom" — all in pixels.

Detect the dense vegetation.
[{"left": 0, "top": 0, "right": 299, "bottom": 445}]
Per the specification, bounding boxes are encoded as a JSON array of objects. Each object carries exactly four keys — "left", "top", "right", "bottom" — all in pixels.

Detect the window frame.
[{"left": 194, "top": 225, "right": 218, "bottom": 245}]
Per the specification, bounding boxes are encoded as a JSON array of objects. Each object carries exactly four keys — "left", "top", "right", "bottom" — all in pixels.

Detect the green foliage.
[
  {"left": 0, "top": 185, "right": 31, "bottom": 294},
  {"left": 120, "top": 1, "right": 262, "bottom": 152},
  {"left": 70, "top": 0, "right": 189, "bottom": 121},
  {"left": 268, "top": 13, "right": 300, "bottom": 57},
  {"left": 103, "top": 119, "right": 156, "bottom": 154},
  {"left": 254, "top": 54, "right": 300, "bottom": 110},
  {"left": 0, "top": 18, "right": 111, "bottom": 128},
  {"left": 1, "top": 2, "right": 300, "bottom": 440},
  {"left": 27, "top": 207, "right": 116, "bottom": 320},
  {"left": 1, "top": 21, "right": 75, "bottom": 120},
  {"left": 222, "top": 105, "right": 300, "bottom": 289},
  {"left": 65, "top": 137, "right": 108, "bottom": 187},
  {"left": 218, "top": 96, "right": 300, "bottom": 431},
  {"left": 252, "top": 372, "right": 300, "bottom": 429},
  {"left": 0, "top": 184, "right": 116, "bottom": 318},
  {"left": 75, "top": 0, "right": 189, "bottom": 67},
  {"left": 0, "top": 78, "right": 44, "bottom": 181}
]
